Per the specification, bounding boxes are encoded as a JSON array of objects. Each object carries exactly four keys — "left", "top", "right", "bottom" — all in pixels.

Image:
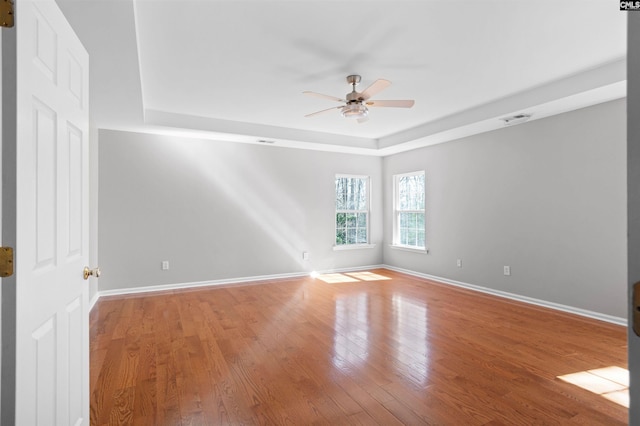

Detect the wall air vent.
[{"left": 501, "top": 114, "right": 532, "bottom": 126}]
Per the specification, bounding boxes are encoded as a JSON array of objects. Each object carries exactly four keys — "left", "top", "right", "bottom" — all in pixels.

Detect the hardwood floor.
[{"left": 90, "top": 269, "right": 628, "bottom": 425}]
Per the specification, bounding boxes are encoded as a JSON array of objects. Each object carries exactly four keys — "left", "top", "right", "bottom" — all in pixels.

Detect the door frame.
[
  {"left": 1, "top": 23, "right": 17, "bottom": 425},
  {"left": 628, "top": 13, "right": 640, "bottom": 425}
]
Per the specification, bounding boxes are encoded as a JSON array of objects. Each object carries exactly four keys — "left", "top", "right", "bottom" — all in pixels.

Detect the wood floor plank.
[
  {"left": 91, "top": 338, "right": 125, "bottom": 425},
  {"left": 132, "top": 378, "right": 156, "bottom": 424},
  {"left": 90, "top": 269, "right": 628, "bottom": 424},
  {"left": 108, "top": 386, "right": 135, "bottom": 425}
]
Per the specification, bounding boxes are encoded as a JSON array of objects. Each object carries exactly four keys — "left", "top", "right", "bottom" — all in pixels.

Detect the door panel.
[
  {"left": 13, "top": 0, "right": 90, "bottom": 424},
  {"left": 34, "top": 100, "right": 57, "bottom": 269},
  {"left": 67, "top": 297, "right": 83, "bottom": 422},
  {"left": 32, "top": 318, "right": 56, "bottom": 424},
  {"left": 67, "top": 124, "right": 83, "bottom": 258}
]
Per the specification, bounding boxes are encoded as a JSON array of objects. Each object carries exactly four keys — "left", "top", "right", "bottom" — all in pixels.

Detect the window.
[
  {"left": 335, "top": 175, "right": 369, "bottom": 246},
  {"left": 393, "top": 171, "right": 425, "bottom": 249}
]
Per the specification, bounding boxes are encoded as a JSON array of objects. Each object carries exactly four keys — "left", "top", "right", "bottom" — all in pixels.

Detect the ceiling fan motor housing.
[
  {"left": 346, "top": 75, "right": 364, "bottom": 102},
  {"left": 346, "top": 74, "right": 362, "bottom": 85}
]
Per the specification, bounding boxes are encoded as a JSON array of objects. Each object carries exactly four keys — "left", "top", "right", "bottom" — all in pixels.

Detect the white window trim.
[
  {"left": 334, "top": 243, "right": 376, "bottom": 251},
  {"left": 392, "top": 170, "right": 426, "bottom": 250},
  {"left": 389, "top": 244, "right": 428, "bottom": 254},
  {"left": 335, "top": 174, "right": 371, "bottom": 248}
]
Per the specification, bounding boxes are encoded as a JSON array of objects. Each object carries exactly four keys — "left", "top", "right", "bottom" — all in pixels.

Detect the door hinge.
[
  {"left": 0, "top": 247, "right": 13, "bottom": 277},
  {"left": 634, "top": 282, "right": 640, "bottom": 337},
  {"left": 0, "top": 0, "right": 13, "bottom": 28}
]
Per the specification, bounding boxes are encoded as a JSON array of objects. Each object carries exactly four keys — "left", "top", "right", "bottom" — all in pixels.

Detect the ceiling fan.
[{"left": 303, "top": 75, "right": 415, "bottom": 123}]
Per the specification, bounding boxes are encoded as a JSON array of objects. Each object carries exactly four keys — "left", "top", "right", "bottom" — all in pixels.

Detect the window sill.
[
  {"left": 389, "top": 244, "right": 429, "bottom": 254},
  {"left": 333, "top": 244, "right": 377, "bottom": 251}
]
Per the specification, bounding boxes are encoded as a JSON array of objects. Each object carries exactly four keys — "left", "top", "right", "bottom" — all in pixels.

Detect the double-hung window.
[
  {"left": 335, "top": 175, "right": 370, "bottom": 246},
  {"left": 393, "top": 171, "right": 426, "bottom": 250}
]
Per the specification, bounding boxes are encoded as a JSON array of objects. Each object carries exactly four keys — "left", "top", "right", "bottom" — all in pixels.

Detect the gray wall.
[
  {"left": 383, "top": 99, "right": 627, "bottom": 319},
  {"left": 98, "top": 130, "right": 383, "bottom": 291}
]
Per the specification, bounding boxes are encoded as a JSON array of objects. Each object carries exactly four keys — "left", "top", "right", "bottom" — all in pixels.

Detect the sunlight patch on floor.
[
  {"left": 557, "top": 366, "right": 629, "bottom": 408},
  {"left": 315, "top": 273, "right": 360, "bottom": 283},
  {"left": 314, "top": 271, "right": 391, "bottom": 283},
  {"left": 345, "top": 271, "right": 392, "bottom": 281}
]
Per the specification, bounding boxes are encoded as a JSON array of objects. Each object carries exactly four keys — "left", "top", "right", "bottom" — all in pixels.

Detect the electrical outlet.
[
  {"left": 302, "top": 251, "right": 309, "bottom": 261},
  {"left": 457, "top": 259, "right": 462, "bottom": 268},
  {"left": 162, "top": 261, "right": 169, "bottom": 270},
  {"left": 503, "top": 265, "right": 511, "bottom": 276}
]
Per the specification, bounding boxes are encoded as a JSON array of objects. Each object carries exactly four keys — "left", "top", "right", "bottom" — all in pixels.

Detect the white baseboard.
[
  {"left": 317, "top": 264, "right": 385, "bottom": 274},
  {"left": 89, "top": 291, "right": 100, "bottom": 312},
  {"left": 97, "top": 271, "right": 309, "bottom": 298},
  {"left": 383, "top": 264, "right": 627, "bottom": 327},
  {"left": 91, "top": 264, "right": 385, "bottom": 305}
]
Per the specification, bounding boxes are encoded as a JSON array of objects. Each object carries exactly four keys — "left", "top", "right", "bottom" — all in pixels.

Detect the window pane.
[
  {"left": 407, "top": 229, "right": 416, "bottom": 246},
  {"left": 336, "top": 178, "right": 347, "bottom": 210},
  {"left": 401, "top": 212, "right": 418, "bottom": 229},
  {"left": 398, "top": 177, "right": 407, "bottom": 210},
  {"left": 357, "top": 228, "right": 367, "bottom": 243},
  {"left": 400, "top": 212, "right": 407, "bottom": 228},
  {"left": 400, "top": 228, "right": 408, "bottom": 245},
  {"left": 357, "top": 212, "right": 367, "bottom": 227},
  {"left": 346, "top": 228, "right": 357, "bottom": 244},
  {"left": 398, "top": 174, "right": 425, "bottom": 210},
  {"left": 336, "top": 229, "right": 346, "bottom": 245},
  {"left": 336, "top": 213, "right": 346, "bottom": 228},
  {"left": 335, "top": 177, "right": 366, "bottom": 210},
  {"left": 346, "top": 213, "right": 357, "bottom": 227},
  {"left": 354, "top": 179, "right": 367, "bottom": 210}
]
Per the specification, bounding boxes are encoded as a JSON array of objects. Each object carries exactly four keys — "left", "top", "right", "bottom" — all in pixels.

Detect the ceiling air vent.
[
  {"left": 501, "top": 114, "right": 532, "bottom": 126},
  {"left": 257, "top": 139, "right": 276, "bottom": 144}
]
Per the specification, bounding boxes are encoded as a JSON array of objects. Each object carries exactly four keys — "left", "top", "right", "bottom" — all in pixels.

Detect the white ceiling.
[{"left": 58, "top": 0, "right": 627, "bottom": 155}]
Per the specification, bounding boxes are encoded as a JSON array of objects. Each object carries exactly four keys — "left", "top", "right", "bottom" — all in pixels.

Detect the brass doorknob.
[{"left": 83, "top": 266, "right": 101, "bottom": 280}]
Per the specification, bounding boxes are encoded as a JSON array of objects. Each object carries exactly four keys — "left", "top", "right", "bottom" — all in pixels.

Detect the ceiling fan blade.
[
  {"left": 303, "top": 91, "right": 344, "bottom": 103},
  {"left": 305, "top": 106, "right": 342, "bottom": 118},
  {"left": 366, "top": 100, "right": 415, "bottom": 108},
  {"left": 359, "top": 79, "right": 391, "bottom": 100}
]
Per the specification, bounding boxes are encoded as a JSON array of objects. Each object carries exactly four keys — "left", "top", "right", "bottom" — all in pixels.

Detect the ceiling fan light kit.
[
  {"left": 341, "top": 103, "right": 368, "bottom": 119},
  {"left": 303, "top": 74, "right": 415, "bottom": 122}
]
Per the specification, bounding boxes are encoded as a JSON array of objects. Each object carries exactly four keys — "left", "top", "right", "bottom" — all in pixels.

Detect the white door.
[{"left": 13, "top": 0, "right": 90, "bottom": 423}]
